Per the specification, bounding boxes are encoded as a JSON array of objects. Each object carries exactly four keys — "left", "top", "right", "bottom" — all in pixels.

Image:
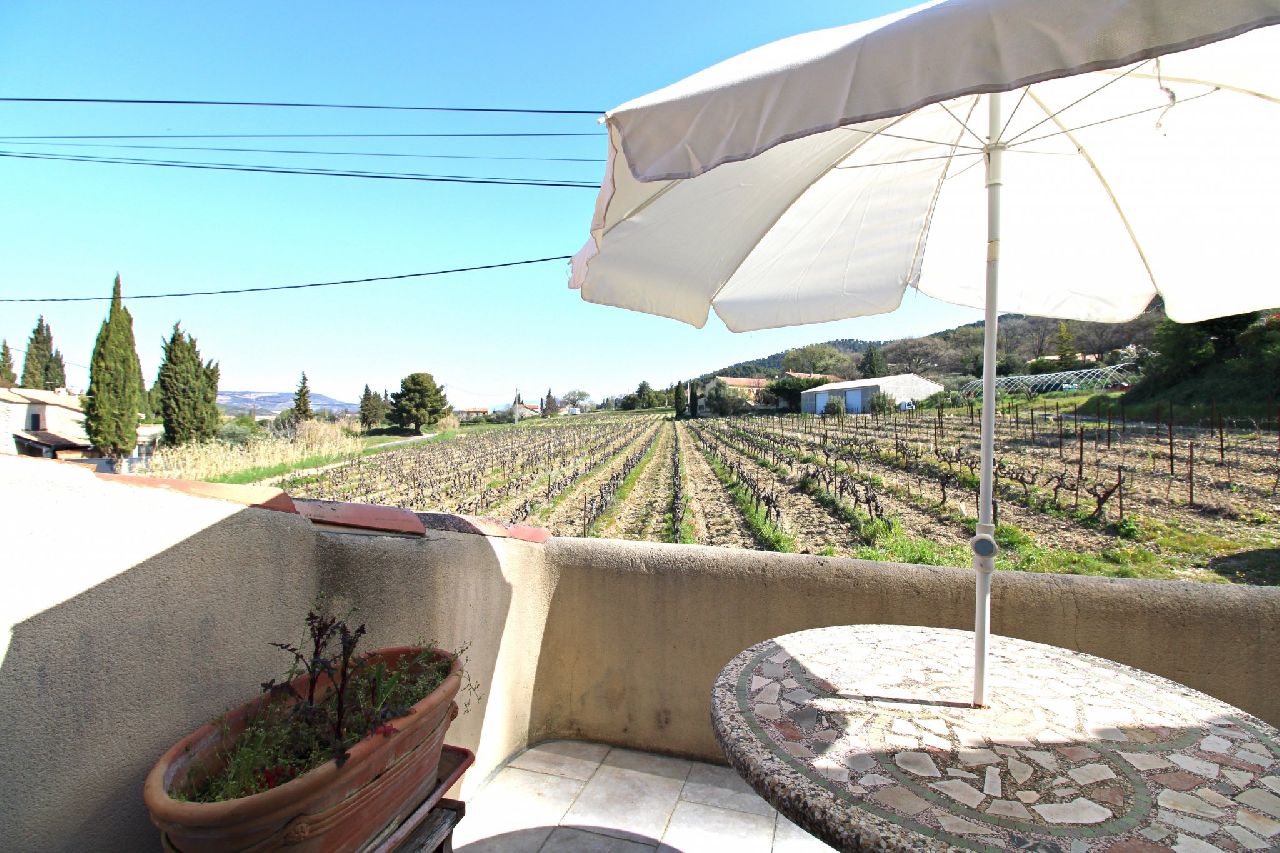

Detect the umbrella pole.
[{"left": 973, "top": 92, "right": 1003, "bottom": 708}]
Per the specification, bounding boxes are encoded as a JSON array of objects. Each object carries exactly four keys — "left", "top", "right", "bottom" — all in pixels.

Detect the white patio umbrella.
[{"left": 570, "top": 0, "right": 1280, "bottom": 705}]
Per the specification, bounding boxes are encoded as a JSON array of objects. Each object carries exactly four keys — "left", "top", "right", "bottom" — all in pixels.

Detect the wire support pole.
[{"left": 973, "top": 92, "right": 1004, "bottom": 709}]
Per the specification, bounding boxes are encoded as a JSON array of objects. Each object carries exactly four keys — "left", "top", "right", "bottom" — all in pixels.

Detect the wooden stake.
[
  {"left": 1189, "top": 443, "right": 1196, "bottom": 507},
  {"left": 1078, "top": 427, "right": 1084, "bottom": 481}
]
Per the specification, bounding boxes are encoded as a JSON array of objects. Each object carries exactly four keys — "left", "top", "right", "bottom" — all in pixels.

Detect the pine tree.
[
  {"left": 859, "top": 344, "right": 888, "bottom": 378},
  {"left": 0, "top": 340, "right": 16, "bottom": 387},
  {"left": 158, "top": 323, "right": 220, "bottom": 445},
  {"left": 294, "top": 372, "right": 314, "bottom": 421},
  {"left": 85, "top": 275, "right": 145, "bottom": 459},
  {"left": 389, "top": 372, "right": 450, "bottom": 432},
  {"left": 20, "top": 317, "right": 53, "bottom": 388}
]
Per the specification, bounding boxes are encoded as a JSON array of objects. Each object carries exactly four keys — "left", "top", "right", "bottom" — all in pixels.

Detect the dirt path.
[
  {"left": 542, "top": 421, "right": 662, "bottom": 536},
  {"left": 692, "top": 423, "right": 855, "bottom": 555},
  {"left": 607, "top": 422, "right": 675, "bottom": 541},
  {"left": 677, "top": 422, "right": 758, "bottom": 550}
]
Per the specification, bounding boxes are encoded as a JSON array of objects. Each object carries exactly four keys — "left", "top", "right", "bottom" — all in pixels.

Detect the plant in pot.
[{"left": 144, "top": 610, "right": 473, "bottom": 852}]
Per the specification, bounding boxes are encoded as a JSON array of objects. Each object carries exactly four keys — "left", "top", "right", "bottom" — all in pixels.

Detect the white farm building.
[{"left": 800, "top": 374, "right": 943, "bottom": 414}]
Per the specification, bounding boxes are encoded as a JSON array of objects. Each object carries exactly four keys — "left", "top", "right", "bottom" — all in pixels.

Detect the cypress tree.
[
  {"left": 46, "top": 349, "right": 66, "bottom": 389},
  {"left": 294, "top": 372, "right": 314, "bottom": 421},
  {"left": 359, "top": 384, "right": 380, "bottom": 429},
  {"left": 85, "top": 275, "right": 145, "bottom": 459},
  {"left": 0, "top": 340, "right": 16, "bottom": 387},
  {"left": 158, "top": 323, "right": 220, "bottom": 445},
  {"left": 20, "top": 317, "right": 53, "bottom": 388}
]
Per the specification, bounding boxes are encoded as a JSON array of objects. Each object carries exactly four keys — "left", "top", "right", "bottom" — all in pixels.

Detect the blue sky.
[{"left": 0, "top": 1, "right": 981, "bottom": 408}]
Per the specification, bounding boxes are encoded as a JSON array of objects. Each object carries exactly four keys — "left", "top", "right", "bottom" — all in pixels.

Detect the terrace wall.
[{"left": 2, "top": 455, "right": 1277, "bottom": 850}]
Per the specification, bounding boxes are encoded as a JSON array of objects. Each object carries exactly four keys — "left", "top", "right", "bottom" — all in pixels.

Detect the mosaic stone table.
[{"left": 711, "top": 625, "right": 1280, "bottom": 853}]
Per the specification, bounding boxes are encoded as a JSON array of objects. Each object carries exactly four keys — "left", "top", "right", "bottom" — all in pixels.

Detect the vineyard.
[{"left": 284, "top": 409, "right": 1280, "bottom": 585}]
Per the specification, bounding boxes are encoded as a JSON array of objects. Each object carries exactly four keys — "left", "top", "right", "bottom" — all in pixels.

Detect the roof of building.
[
  {"left": 802, "top": 373, "right": 944, "bottom": 394},
  {"left": 13, "top": 430, "right": 91, "bottom": 450},
  {"left": 715, "top": 376, "right": 770, "bottom": 388},
  {"left": 0, "top": 387, "right": 84, "bottom": 412},
  {"left": 785, "top": 371, "right": 841, "bottom": 382}
]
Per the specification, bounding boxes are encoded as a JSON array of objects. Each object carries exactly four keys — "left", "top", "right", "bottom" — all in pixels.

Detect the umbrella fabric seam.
[{"left": 1024, "top": 89, "right": 1159, "bottom": 301}]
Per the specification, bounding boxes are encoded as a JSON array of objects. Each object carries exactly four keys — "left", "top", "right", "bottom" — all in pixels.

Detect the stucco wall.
[
  {"left": 3, "top": 455, "right": 1278, "bottom": 851},
  {"left": 535, "top": 538, "right": 1280, "bottom": 761}
]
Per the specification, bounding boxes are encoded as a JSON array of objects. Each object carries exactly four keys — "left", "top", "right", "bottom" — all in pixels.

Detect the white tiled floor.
[{"left": 452, "top": 741, "right": 834, "bottom": 852}]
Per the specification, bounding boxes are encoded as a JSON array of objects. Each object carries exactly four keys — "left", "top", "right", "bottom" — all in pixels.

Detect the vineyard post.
[
  {"left": 1106, "top": 412, "right": 1112, "bottom": 450},
  {"left": 1188, "top": 442, "right": 1195, "bottom": 507},
  {"left": 1077, "top": 427, "right": 1084, "bottom": 480},
  {"left": 1218, "top": 414, "right": 1225, "bottom": 464},
  {"left": 1116, "top": 466, "right": 1124, "bottom": 522},
  {"left": 582, "top": 495, "right": 588, "bottom": 537},
  {"left": 1030, "top": 406, "right": 1035, "bottom": 441},
  {"left": 1168, "top": 420, "right": 1174, "bottom": 477}
]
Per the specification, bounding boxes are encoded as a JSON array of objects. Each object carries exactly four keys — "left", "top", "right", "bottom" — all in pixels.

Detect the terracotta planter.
[{"left": 144, "top": 647, "right": 462, "bottom": 852}]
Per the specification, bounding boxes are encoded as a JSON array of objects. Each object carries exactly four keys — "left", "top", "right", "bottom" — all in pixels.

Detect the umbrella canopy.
[
  {"left": 570, "top": 0, "right": 1279, "bottom": 330},
  {"left": 569, "top": 0, "right": 1279, "bottom": 705}
]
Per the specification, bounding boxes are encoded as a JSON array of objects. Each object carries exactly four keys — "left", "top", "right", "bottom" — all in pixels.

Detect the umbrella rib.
[
  {"left": 834, "top": 151, "right": 981, "bottom": 170},
  {"left": 1004, "top": 61, "right": 1150, "bottom": 145},
  {"left": 998, "top": 87, "right": 1031, "bottom": 143},
  {"left": 938, "top": 100, "right": 987, "bottom": 147},
  {"left": 1024, "top": 90, "right": 1158, "bottom": 292},
  {"left": 910, "top": 98, "right": 980, "bottom": 289},
  {"left": 1095, "top": 70, "right": 1280, "bottom": 106},
  {"left": 1007, "top": 88, "right": 1219, "bottom": 149},
  {"left": 839, "top": 126, "right": 984, "bottom": 151}
]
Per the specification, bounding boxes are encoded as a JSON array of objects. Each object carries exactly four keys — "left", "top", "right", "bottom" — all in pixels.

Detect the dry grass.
[{"left": 141, "top": 421, "right": 362, "bottom": 482}]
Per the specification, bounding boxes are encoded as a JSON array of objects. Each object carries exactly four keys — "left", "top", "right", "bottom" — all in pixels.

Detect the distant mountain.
[{"left": 217, "top": 390, "right": 357, "bottom": 416}]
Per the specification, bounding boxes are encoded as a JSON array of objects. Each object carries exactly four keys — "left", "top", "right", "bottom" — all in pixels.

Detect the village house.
[{"left": 0, "top": 387, "right": 94, "bottom": 459}]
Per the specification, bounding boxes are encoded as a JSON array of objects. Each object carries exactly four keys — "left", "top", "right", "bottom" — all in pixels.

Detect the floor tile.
[
  {"left": 681, "top": 762, "right": 776, "bottom": 817},
  {"left": 658, "top": 800, "right": 775, "bottom": 853},
  {"left": 540, "top": 826, "right": 658, "bottom": 851},
  {"left": 603, "top": 748, "right": 694, "bottom": 781},
  {"left": 453, "top": 767, "right": 584, "bottom": 848},
  {"left": 771, "top": 815, "right": 836, "bottom": 852},
  {"left": 562, "top": 764, "right": 684, "bottom": 842},
  {"left": 455, "top": 827, "right": 553, "bottom": 853},
  {"left": 509, "top": 740, "right": 611, "bottom": 781}
]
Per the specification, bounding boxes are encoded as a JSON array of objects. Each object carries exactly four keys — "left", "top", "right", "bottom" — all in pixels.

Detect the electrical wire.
[
  {"left": 0, "top": 132, "right": 603, "bottom": 140},
  {"left": 0, "top": 96, "right": 603, "bottom": 115},
  {"left": 0, "top": 255, "right": 575, "bottom": 303},
  {"left": 9, "top": 140, "right": 607, "bottom": 162},
  {"left": 0, "top": 149, "right": 600, "bottom": 187}
]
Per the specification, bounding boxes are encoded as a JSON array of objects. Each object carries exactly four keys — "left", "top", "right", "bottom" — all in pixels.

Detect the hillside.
[
  {"left": 701, "top": 339, "right": 875, "bottom": 380},
  {"left": 217, "top": 390, "right": 357, "bottom": 416},
  {"left": 701, "top": 304, "right": 1164, "bottom": 384}
]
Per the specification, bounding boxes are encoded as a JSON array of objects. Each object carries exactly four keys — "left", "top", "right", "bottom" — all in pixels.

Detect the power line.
[
  {"left": 0, "top": 255, "right": 574, "bottom": 303},
  {"left": 0, "top": 96, "right": 603, "bottom": 115},
  {"left": 0, "top": 149, "right": 600, "bottom": 187},
  {"left": 0, "top": 132, "right": 603, "bottom": 140},
  {"left": 12, "top": 140, "right": 607, "bottom": 162}
]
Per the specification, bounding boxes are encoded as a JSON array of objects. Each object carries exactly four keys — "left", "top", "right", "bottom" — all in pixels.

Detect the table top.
[{"left": 711, "top": 625, "right": 1280, "bottom": 853}]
